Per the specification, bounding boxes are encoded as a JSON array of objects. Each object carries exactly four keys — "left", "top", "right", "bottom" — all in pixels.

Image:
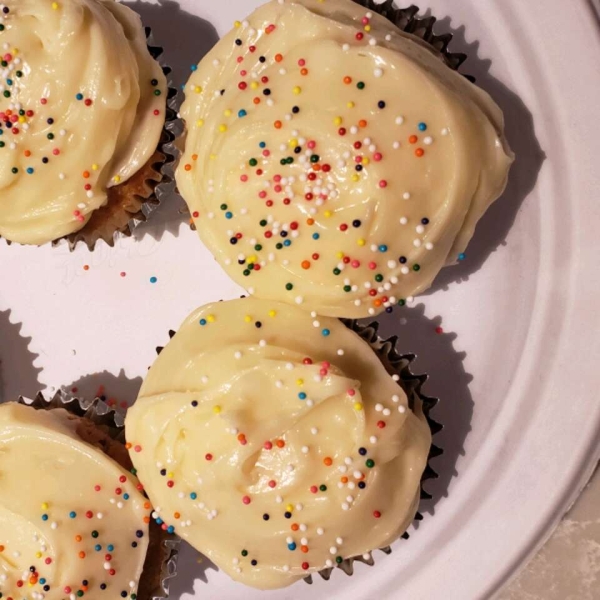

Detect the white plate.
[{"left": 1, "top": 0, "right": 599, "bottom": 598}]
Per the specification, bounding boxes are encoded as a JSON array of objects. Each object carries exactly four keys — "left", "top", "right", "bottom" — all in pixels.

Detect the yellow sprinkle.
[
  {"left": 357, "top": 238, "right": 366, "bottom": 246},
  {"left": 250, "top": 81, "right": 259, "bottom": 90},
  {"left": 224, "top": 109, "right": 232, "bottom": 117},
  {"left": 41, "top": 502, "right": 49, "bottom": 510},
  {"left": 113, "top": 175, "right": 121, "bottom": 183},
  {"left": 323, "top": 210, "right": 332, "bottom": 218},
  {"left": 51, "top": 2, "right": 59, "bottom": 9},
  {"left": 288, "top": 138, "right": 298, "bottom": 148},
  {"left": 354, "top": 402, "right": 364, "bottom": 411},
  {"left": 206, "top": 314, "right": 216, "bottom": 323},
  {"left": 244, "top": 315, "right": 252, "bottom": 323},
  {"left": 219, "top": 124, "right": 228, "bottom": 133},
  {"left": 213, "top": 405, "right": 222, "bottom": 414},
  {"left": 362, "top": 157, "right": 370, "bottom": 166},
  {"left": 296, "top": 378, "right": 304, "bottom": 386},
  {"left": 92, "top": 163, "right": 99, "bottom": 171},
  {"left": 234, "top": 20, "right": 242, "bottom": 28},
  {"left": 336, "top": 251, "right": 344, "bottom": 259},
  {"left": 286, "top": 504, "right": 294, "bottom": 512},
  {"left": 210, "top": 153, "right": 217, "bottom": 160},
  {"left": 347, "top": 101, "right": 355, "bottom": 108},
  {"left": 168, "top": 472, "right": 174, "bottom": 478},
  {"left": 196, "top": 119, "right": 205, "bottom": 127},
  {"left": 351, "top": 174, "right": 360, "bottom": 182},
  {"left": 364, "top": 24, "right": 371, "bottom": 32},
  {"left": 333, "top": 116, "right": 343, "bottom": 126},
  {"left": 18, "top": 116, "right": 25, "bottom": 123},
  {"left": 268, "top": 309, "right": 277, "bottom": 317},
  {"left": 292, "top": 86, "right": 302, "bottom": 95},
  {"left": 193, "top": 85, "right": 203, "bottom": 94},
  {"left": 35, "top": 551, "right": 42, "bottom": 559},
  {"left": 248, "top": 255, "right": 258, "bottom": 263}
]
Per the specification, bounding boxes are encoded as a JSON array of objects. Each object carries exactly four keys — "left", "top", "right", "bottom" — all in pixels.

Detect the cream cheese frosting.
[
  {"left": 125, "top": 297, "right": 431, "bottom": 589},
  {"left": 176, "top": 0, "right": 514, "bottom": 317},
  {"left": 0, "top": 0, "right": 167, "bottom": 245},
  {"left": 0, "top": 403, "right": 151, "bottom": 599}
]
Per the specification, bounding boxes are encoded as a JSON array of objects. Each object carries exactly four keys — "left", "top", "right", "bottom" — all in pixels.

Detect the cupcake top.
[
  {"left": 126, "top": 297, "right": 431, "bottom": 589},
  {"left": 176, "top": 0, "right": 513, "bottom": 318},
  {"left": 0, "top": 402, "right": 151, "bottom": 599},
  {"left": 0, "top": 0, "right": 167, "bottom": 245}
]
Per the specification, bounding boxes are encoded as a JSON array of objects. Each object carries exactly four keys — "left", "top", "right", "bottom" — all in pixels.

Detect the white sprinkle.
[
  {"left": 416, "top": 225, "right": 425, "bottom": 234},
  {"left": 424, "top": 136, "right": 433, "bottom": 145},
  {"left": 330, "top": 546, "right": 338, "bottom": 554},
  {"left": 383, "top": 408, "right": 391, "bottom": 416},
  {"left": 337, "top": 349, "right": 345, "bottom": 356},
  {"left": 295, "top": 296, "right": 304, "bottom": 304},
  {"left": 310, "top": 427, "right": 318, "bottom": 435},
  {"left": 395, "top": 116, "right": 405, "bottom": 125},
  {"left": 375, "top": 403, "right": 383, "bottom": 412},
  {"left": 413, "top": 239, "right": 422, "bottom": 248},
  {"left": 276, "top": 495, "right": 283, "bottom": 503},
  {"left": 259, "top": 339, "right": 267, "bottom": 347},
  {"left": 400, "top": 216, "right": 408, "bottom": 225},
  {"left": 398, "top": 405, "right": 407, "bottom": 413},
  {"left": 387, "top": 260, "right": 396, "bottom": 269},
  {"left": 341, "top": 503, "right": 350, "bottom": 511},
  {"left": 234, "top": 351, "right": 243, "bottom": 359},
  {"left": 403, "top": 192, "right": 411, "bottom": 200},
  {"left": 336, "top": 537, "right": 344, "bottom": 545},
  {"left": 342, "top": 43, "right": 350, "bottom": 51},
  {"left": 301, "top": 446, "right": 309, "bottom": 454},
  {"left": 441, "top": 128, "right": 449, "bottom": 136},
  {"left": 369, "top": 436, "right": 378, "bottom": 444},
  {"left": 401, "top": 266, "right": 410, "bottom": 275}
]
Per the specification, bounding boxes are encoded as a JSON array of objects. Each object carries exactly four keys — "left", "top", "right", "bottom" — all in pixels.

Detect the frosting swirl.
[
  {"left": 126, "top": 297, "right": 431, "bottom": 589},
  {"left": 0, "top": 403, "right": 151, "bottom": 599},
  {"left": 0, "top": 0, "right": 166, "bottom": 245},
  {"left": 176, "top": 0, "right": 513, "bottom": 317}
]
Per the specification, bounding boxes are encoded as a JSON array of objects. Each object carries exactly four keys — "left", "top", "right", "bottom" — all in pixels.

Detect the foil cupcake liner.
[
  {"left": 18, "top": 390, "right": 180, "bottom": 599},
  {"left": 303, "top": 318, "right": 442, "bottom": 583},
  {"left": 154, "top": 315, "right": 442, "bottom": 586}
]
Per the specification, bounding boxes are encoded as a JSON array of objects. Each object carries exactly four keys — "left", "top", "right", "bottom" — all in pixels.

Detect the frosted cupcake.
[
  {"left": 0, "top": 0, "right": 168, "bottom": 247},
  {"left": 126, "top": 297, "right": 432, "bottom": 589},
  {"left": 0, "top": 401, "right": 171, "bottom": 599},
  {"left": 176, "top": 0, "right": 513, "bottom": 317}
]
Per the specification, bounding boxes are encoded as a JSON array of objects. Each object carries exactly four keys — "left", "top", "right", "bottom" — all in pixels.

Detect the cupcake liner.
[
  {"left": 17, "top": 390, "right": 180, "bottom": 600},
  {"left": 304, "top": 318, "right": 442, "bottom": 583},
  {"left": 154, "top": 315, "right": 442, "bottom": 586},
  {"left": 0, "top": 28, "right": 181, "bottom": 251},
  {"left": 59, "top": 28, "right": 182, "bottom": 251}
]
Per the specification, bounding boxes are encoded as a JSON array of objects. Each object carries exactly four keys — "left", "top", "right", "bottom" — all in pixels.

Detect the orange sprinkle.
[
  {"left": 343, "top": 76, "right": 352, "bottom": 84},
  {"left": 184, "top": 164, "right": 192, "bottom": 171},
  {"left": 275, "top": 53, "right": 283, "bottom": 62},
  {"left": 276, "top": 439, "right": 285, "bottom": 448},
  {"left": 0, "top": 545, "right": 4, "bottom": 552},
  {"left": 144, "top": 501, "right": 151, "bottom": 510},
  {"left": 312, "top": 163, "right": 321, "bottom": 171},
  {"left": 415, "top": 148, "right": 425, "bottom": 157},
  {"left": 358, "top": 119, "right": 367, "bottom": 128},
  {"left": 341, "top": 476, "right": 349, "bottom": 484},
  {"left": 253, "top": 97, "right": 261, "bottom": 105},
  {"left": 323, "top": 457, "right": 333, "bottom": 466},
  {"left": 75, "top": 535, "right": 82, "bottom": 542},
  {"left": 409, "top": 135, "right": 418, "bottom": 144},
  {"left": 192, "top": 153, "right": 198, "bottom": 160},
  {"left": 125, "top": 442, "right": 132, "bottom": 449},
  {"left": 306, "top": 218, "right": 315, "bottom": 225},
  {"left": 82, "top": 171, "right": 90, "bottom": 178},
  {"left": 274, "top": 120, "right": 282, "bottom": 129},
  {"left": 174, "top": 512, "right": 181, "bottom": 519},
  {"left": 291, "top": 523, "right": 299, "bottom": 531},
  {"left": 24, "top": 150, "right": 31, "bottom": 157},
  {"left": 373, "top": 299, "right": 383, "bottom": 307},
  {"left": 301, "top": 260, "right": 311, "bottom": 270},
  {"left": 300, "top": 68, "right": 308, "bottom": 76},
  {"left": 143, "top": 516, "right": 151, "bottom": 524},
  {"left": 83, "top": 265, "right": 89, "bottom": 271},
  {"left": 301, "top": 545, "right": 309, "bottom": 553},
  {"left": 78, "top": 551, "right": 86, "bottom": 559},
  {"left": 237, "top": 433, "right": 246, "bottom": 442}
]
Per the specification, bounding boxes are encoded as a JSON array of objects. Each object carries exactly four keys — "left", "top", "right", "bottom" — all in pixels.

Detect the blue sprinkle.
[
  {"left": 298, "top": 392, "right": 306, "bottom": 400},
  {"left": 150, "top": 276, "right": 158, "bottom": 284},
  {"left": 123, "top": 493, "right": 130, "bottom": 500},
  {"left": 199, "top": 318, "right": 207, "bottom": 326},
  {"left": 418, "top": 122, "right": 427, "bottom": 131},
  {"left": 288, "top": 543, "right": 297, "bottom": 551},
  {"left": 69, "top": 511, "right": 77, "bottom": 519},
  {"left": 167, "top": 525, "right": 175, "bottom": 534},
  {"left": 107, "top": 545, "right": 114, "bottom": 552},
  {"left": 322, "top": 329, "right": 330, "bottom": 337},
  {"left": 41, "top": 514, "right": 48, "bottom": 521},
  {"left": 190, "top": 492, "right": 197, "bottom": 500},
  {"left": 76, "top": 93, "right": 84, "bottom": 100},
  {"left": 312, "top": 233, "right": 320, "bottom": 240},
  {"left": 259, "top": 141, "right": 266, "bottom": 148},
  {"left": 156, "top": 518, "right": 163, "bottom": 525},
  {"left": 238, "top": 109, "right": 247, "bottom": 117},
  {"left": 190, "top": 65, "right": 198, "bottom": 71},
  {"left": 95, "top": 544, "right": 102, "bottom": 551},
  {"left": 378, "top": 244, "right": 388, "bottom": 252},
  {"left": 283, "top": 239, "right": 291, "bottom": 247},
  {"left": 6, "top": 79, "right": 12, "bottom": 85},
  {"left": 40, "top": 579, "right": 46, "bottom": 585},
  {"left": 26, "top": 167, "right": 34, "bottom": 174},
  {"left": 458, "top": 253, "right": 466, "bottom": 261},
  {"left": 225, "top": 211, "right": 233, "bottom": 219}
]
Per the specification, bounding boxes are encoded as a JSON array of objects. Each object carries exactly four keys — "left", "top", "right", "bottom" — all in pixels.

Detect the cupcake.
[
  {"left": 125, "top": 297, "right": 432, "bottom": 589},
  {"left": 0, "top": 0, "right": 169, "bottom": 248},
  {"left": 0, "top": 399, "right": 174, "bottom": 599},
  {"left": 176, "top": 0, "right": 514, "bottom": 318}
]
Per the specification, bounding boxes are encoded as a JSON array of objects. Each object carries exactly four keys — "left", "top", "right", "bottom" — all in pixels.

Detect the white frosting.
[
  {"left": 0, "top": 0, "right": 166, "bottom": 245},
  {"left": 176, "top": 0, "right": 513, "bottom": 317}
]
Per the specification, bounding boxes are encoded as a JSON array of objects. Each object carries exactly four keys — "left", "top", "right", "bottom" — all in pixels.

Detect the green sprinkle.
[
  {"left": 285, "top": 283, "right": 293, "bottom": 290},
  {"left": 357, "top": 81, "right": 365, "bottom": 89},
  {"left": 413, "top": 264, "right": 421, "bottom": 272}
]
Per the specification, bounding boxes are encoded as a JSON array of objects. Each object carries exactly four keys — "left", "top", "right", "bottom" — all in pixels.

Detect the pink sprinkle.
[
  {"left": 134, "top": 445, "right": 142, "bottom": 453},
  {"left": 240, "top": 174, "right": 248, "bottom": 182},
  {"left": 4, "top": 53, "right": 12, "bottom": 62},
  {"left": 76, "top": 216, "right": 85, "bottom": 222},
  {"left": 236, "top": 56, "right": 243, "bottom": 63},
  {"left": 120, "top": 272, "right": 126, "bottom": 278},
  {"left": 274, "top": 185, "right": 282, "bottom": 193},
  {"left": 379, "top": 180, "right": 388, "bottom": 188},
  {"left": 373, "top": 153, "right": 383, "bottom": 161},
  {"left": 310, "top": 485, "right": 318, "bottom": 494},
  {"left": 273, "top": 174, "right": 282, "bottom": 182},
  {"left": 368, "top": 261, "right": 377, "bottom": 270},
  {"left": 347, "top": 389, "right": 356, "bottom": 397},
  {"left": 320, "top": 368, "right": 328, "bottom": 376},
  {"left": 242, "top": 495, "right": 251, "bottom": 505},
  {"left": 40, "top": 98, "right": 48, "bottom": 105},
  {"left": 94, "top": 485, "right": 101, "bottom": 491},
  {"left": 268, "top": 480, "right": 277, "bottom": 488},
  {"left": 259, "top": 191, "right": 267, "bottom": 198},
  {"left": 298, "top": 59, "right": 306, "bottom": 66},
  {"left": 240, "top": 70, "right": 247, "bottom": 76},
  {"left": 322, "top": 361, "right": 331, "bottom": 369},
  {"left": 355, "top": 156, "right": 363, "bottom": 163},
  {"left": 351, "top": 260, "right": 360, "bottom": 268},
  {"left": 73, "top": 210, "right": 81, "bottom": 217},
  {"left": 52, "top": 148, "right": 60, "bottom": 155},
  {"left": 361, "top": 17, "right": 370, "bottom": 24},
  {"left": 264, "top": 441, "right": 273, "bottom": 450},
  {"left": 307, "top": 140, "right": 316, "bottom": 149},
  {"left": 262, "top": 150, "right": 270, "bottom": 157}
]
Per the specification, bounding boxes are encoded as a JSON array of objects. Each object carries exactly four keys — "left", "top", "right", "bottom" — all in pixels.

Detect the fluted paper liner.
[{"left": 17, "top": 391, "right": 179, "bottom": 600}]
